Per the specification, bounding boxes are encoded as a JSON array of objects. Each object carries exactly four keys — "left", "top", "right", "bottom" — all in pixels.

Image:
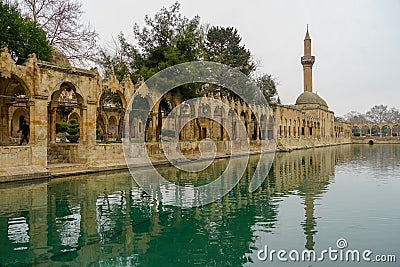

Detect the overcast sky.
[{"left": 81, "top": 0, "right": 400, "bottom": 116}]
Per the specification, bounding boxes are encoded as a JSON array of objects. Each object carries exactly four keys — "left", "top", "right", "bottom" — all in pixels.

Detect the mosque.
[{"left": 270, "top": 27, "right": 352, "bottom": 150}]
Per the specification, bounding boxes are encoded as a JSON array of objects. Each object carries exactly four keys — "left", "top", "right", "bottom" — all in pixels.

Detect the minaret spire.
[
  {"left": 301, "top": 25, "right": 315, "bottom": 92},
  {"left": 305, "top": 24, "right": 310, "bottom": 39}
]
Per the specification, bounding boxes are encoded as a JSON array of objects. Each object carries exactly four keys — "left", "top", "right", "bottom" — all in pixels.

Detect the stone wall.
[
  {"left": 0, "top": 146, "right": 48, "bottom": 181},
  {"left": 90, "top": 144, "right": 125, "bottom": 162},
  {"left": 278, "top": 136, "right": 352, "bottom": 151},
  {"left": 352, "top": 136, "right": 400, "bottom": 144},
  {"left": 0, "top": 146, "right": 31, "bottom": 167},
  {"left": 47, "top": 143, "right": 86, "bottom": 164}
]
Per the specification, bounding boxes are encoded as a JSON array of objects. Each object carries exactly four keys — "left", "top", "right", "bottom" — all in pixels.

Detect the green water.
[{"left": 0, "top": 144, "right": 399, "bottom": 266}]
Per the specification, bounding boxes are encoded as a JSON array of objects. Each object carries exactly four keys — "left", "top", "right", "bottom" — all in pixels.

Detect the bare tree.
[
  {"left": 366, "top": 105, "right": 389, "bottom": 124},
  {"left": 15, "top": 0, "right": 98, "bottom": 66},
  {"left": 386, "top": 107, "right": 400, "bottom": 123},
  {"left": 343, "top": 111, "right": 369, "bottom": 124}
]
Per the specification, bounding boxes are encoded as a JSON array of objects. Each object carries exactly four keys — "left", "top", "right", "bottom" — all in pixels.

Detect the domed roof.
[
  {"left": 295, "top": 91, "right": 328, "bottom": 107},
  {"left": 49, "top": 47, "right": 70, "bottom": 67}
]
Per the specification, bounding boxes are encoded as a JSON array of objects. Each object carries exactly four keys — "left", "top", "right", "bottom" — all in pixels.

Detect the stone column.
[
  {"left": 30, "top": 97, "right": 48, "bottom": 167},
  {"left": 151, "top": 113, "right": 157, "bottom": 141},
  {"left": 80, "top": 105, "right": 87, "bottom": 144},
  {"left": 48, "top": 102, "right": 58, "bottom": 144},
  {"left": 85, "top": 102, "right": 98, "bottom": 164}
]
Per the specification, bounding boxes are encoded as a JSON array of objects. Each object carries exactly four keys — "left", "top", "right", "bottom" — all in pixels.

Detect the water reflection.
[{"left": 0, "top": 144, "right": 399, "bottom": 266}]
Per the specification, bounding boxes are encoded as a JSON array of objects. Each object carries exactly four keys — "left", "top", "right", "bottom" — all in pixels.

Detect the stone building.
[
  {"left": 0, "top": 28, "right": 351, "bottom": 180},
  {"left": 271, "top": 27, "right": 352, "bottom": 150}
]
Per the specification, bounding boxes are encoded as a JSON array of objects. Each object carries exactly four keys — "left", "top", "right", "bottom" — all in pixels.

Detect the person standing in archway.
[{"left": 17, "top": 120, "right": 30, "bottom": 145}]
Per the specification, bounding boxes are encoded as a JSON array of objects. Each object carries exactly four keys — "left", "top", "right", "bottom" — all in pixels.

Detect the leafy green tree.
[
  {"left": 100, "top": 2, "right": 203, "bottom": 83},
  {"left": 67, "top": 118, "right": 80, "bottom": 143},
  {"left": 0, "top": 1, "right": 51, "bottom": 63},
  {"left": 99, "top": 2, "right": 279, "bottom": 103}
]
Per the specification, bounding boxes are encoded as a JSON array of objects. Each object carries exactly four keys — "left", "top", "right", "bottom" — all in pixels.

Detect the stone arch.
[
  {"left": 382, "top": 125, "right": 391, "bottom": 136},
  {"left": 128, "top": 95, "right": 151, "bottom": 141},
  {"left": 177, "top": 101, "right": 195, "bottom": 141},
  {"left": 48, "top": 82, "right": 83, "bottom": 143},
  {"left": 97, "top": 89, "right": 126, "bottom": 142},
  {"left": 371, "top": 125, "right": 380, "bottom": 136},
  {"left": 199, "top": 103, "right": 211, "bottom": 116},
  {"left": 228, "top": 109, "right": 236, "bottom": 140},
  {"left": 250, "top": 112, "right": 258, "bottom": 140},
  {"left": 240, "top": 110, "right": 248, "bottom": 137},
  {"left": 361, "top": 125, "right": 370, "bottom": 136},
  {"left": 213, "top": 106, "right": 224, "bottom": 140},
  {"left": 50, "top": 81, "right": 85, "bottom": 105},
  {"left": 156, "top": 97, "right": 175, "bottom": 140},
  {"left": 351, "top": 125, "right": 361, "bottom": 136},
  {"left": 68, "top": 112, "right": 80, "bottom": 122},
  {"left": 0, "top": 74, "right": 32, "bottom": 145},
  {"left": 180, "top": 101, "right": 192, "bottom": 115},
  {"left": 392, "top": 125, "right": 400, "bottom": 137},
  {"left": 10, "top": 107, "right": 29, "bottom": 138},
  {"left": 108, "top": 116, "right": 118, "bottom": 139}
]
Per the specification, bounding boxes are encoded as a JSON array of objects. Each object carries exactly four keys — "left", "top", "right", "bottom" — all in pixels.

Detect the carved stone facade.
[{"left": 0, "top": 28, "right": 351, "bottom": 180}]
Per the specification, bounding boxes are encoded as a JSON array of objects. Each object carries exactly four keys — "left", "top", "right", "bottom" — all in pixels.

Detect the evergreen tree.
[{"left": 67, "top": 119, "right": 80, "bottom": 143}]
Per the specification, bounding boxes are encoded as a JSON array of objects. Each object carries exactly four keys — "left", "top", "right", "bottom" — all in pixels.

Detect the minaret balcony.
[{"left": 301, "top": 56, "right": 315, "bottom": 65}]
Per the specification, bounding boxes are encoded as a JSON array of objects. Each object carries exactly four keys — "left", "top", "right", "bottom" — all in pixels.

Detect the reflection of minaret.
[
  {"left": 302, "top": 194, "right": 317, "bottom": 250},
  {"left": 301, "top": 25, "right": 315, "bottom": 92}
]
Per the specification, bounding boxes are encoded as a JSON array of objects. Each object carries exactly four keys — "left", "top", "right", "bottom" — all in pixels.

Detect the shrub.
[
  {"left": 67, "top": 119, "right": 80, "bottom": 143},
  {"left": 353, "top": 132, "right": 361, "bottom": 137},
  {"left": 56, "top": 122, "right": 68, "bottom": 133}
]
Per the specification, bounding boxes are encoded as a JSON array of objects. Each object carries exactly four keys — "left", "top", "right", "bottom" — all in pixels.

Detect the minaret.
[{"left": 301, "top": 25, "right": 315, "bottom": 92}]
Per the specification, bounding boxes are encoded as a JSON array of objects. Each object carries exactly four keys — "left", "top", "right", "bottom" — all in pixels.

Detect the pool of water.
[{"left": 0, "top": 144, "right": 399, "bottom": 266}]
